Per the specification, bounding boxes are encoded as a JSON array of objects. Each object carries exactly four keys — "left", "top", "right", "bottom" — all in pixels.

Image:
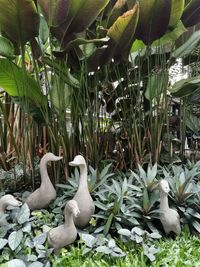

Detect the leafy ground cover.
[
  {"left": 52, "top": 232, "right": 200, "bottom": 267},
  {"left": 1, "top": 161, "right": 200, "bottom": 266}
]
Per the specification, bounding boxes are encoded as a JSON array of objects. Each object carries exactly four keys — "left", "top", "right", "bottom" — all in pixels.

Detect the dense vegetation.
[{"left": 0, "top": 0, "right": 200, "bottom": 266}]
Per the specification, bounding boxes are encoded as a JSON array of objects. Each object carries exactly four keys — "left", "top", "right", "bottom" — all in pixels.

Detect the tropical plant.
[
  {"left": 0, "top": 203, "right": 53, "bottom": 266},
  {"left": 118, "top": 226, "right": 161, "bottom": 261},
  {"left": 162, "top": 163, "right": 200, "bottom": 233},
  {"left": 0, "top": 0, "right": 200, "bottom": 179}
]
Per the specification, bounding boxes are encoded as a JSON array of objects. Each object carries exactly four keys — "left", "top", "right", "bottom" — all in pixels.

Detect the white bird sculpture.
[
  {"left": 0, "top": 194, "right": 22, "bottom": 226},
  {"left": 159, "top": 179, "right": 181, "bottom": 235},
  {"left": 69, "top": 155, "right": 95, "bottom": 228},
  {"left": 25, "top": 152, "right": 62, "bottom": 210},
  {"left": 48, "top": 199, "right": 80, "bottom": 250}
]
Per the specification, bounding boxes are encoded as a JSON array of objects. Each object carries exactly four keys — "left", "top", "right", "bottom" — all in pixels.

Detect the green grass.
[
  {"left": 52, "top": 232, "right": 200, "bottom": 267},
  {"left": 153, "top": 233, "right": 200, "bottom": 267}
]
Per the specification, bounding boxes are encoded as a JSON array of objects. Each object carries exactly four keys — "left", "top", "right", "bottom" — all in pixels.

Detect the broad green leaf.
[
  {"left": 12, "top": 96, "right": 48, "bottom": 125},
  {"left": 132, "top": 226, "right": 144, "bottom": 235},
  {"left": 50, "top": 0, "right": 109, "bottom": 43},
  {"left": 145, "top": 71, "right": 168, "bottom": 101},
  {"left": 169, "top": 0, "right": 185, "bottom": 28},
  {"left": 107, "top": 4, "right": 139, "bottom": 52},
  {"left": 38, "top": 0, "right": 70, "bottom": 27},
  {"left": 7, "top": 259, "right": 26, "bottom": 267},
  {"left": 186, "top": 111, "right": 200, "bottom": 134},
  {"left": 66, "top": 0, "right": 109, "bottom": 34},
  {"left": 81, "top": 233, "right": 96, "bottom": 248},
  {"left": 43, "top": 57, "right": 80, "bottom": 88},
  {"left": 0, "top": 238, "right": 7, "bottom": 250},
  {"left": 152, "top": 21, "right": 186, "bottom": 47},
  {"left": 50, "top": 75, "right": 71, "bottom": 112},
  {"left": 172, "top": 30, "right": 200, "bottom": 58},
  {"left": 136, "top": 0, "right": 171, "bottom": 45},
  {"left": 33, "top": 233, "right": 47, "bottom": 246},
  {"left": 0, "top": 59, "right": 46, "bottom": 106},
  {"left": 61, "top": 37, "right": 108, "bottom": 53},
  {"left": 39, "top": 15, "right": 49, "bottom": 45},
  {"left": 0, "top": 36, "right": 15, "bottom": 58},
  {"left": 22, "top": 222, "right": 31, "bottom": 233},
  {"left": 169, "top": 75, "right": 200, "bottom": 97},
  {"left": 131, "top": 39, "right": 146, "bottom": 53},
  {"left": 8, "top": 230, "right": 23, "bottom": 251},
  {"left": 181, "top": 0, "right": 200, "bottom": 27},
  {"left": 16, "top": 203, "right": 30, "bottom": 224},
  {"left": 0, "top": 0, "right": 39, "bottom": 46},
  {"left": 118, "top": 228, "right": 131, "bottom": 236},
  {"left": 107, "top": 0, "right": 129, "bottom": 27}
]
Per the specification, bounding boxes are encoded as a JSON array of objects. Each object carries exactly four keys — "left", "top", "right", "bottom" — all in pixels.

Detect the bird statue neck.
[
  {"left": 0, "top": 201, "right": 7, "bottom": 212},
  {"left": 64, "top": 207, "right": 74, "bottom": 227},
  {"left": 77, "top": 165, "right": 88, "bottom": 191},
  {"left": 160, "top": 191, "right": 169, "bottom": 210},
  {"left": 39, "top": 161, "right": 53, "bottom": 188}
]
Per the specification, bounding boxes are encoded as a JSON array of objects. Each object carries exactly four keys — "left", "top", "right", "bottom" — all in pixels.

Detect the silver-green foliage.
[{"left": 0, "top": 203, "right": 52, "bottom": 266}]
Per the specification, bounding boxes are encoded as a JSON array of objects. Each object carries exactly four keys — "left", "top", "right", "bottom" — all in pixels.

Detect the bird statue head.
[
  {"left": 159, "top": 179, "right": 170, "bottom": 194},
  {"left": 69, "top": 155, "right": 86, "bottom": 167},
  {"left": 0, "top": 194, "right": 22, "bottom": 208},
  {"left": 40, "top": 152, "right": 63, "bottom": 164},
  {"left": 66, "top": 200, "right": 80, "bottom": 218}
]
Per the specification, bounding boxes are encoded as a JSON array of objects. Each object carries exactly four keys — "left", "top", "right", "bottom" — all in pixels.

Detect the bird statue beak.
[{"left": 69, "top": 160, "right": 77, "bottom": 167}]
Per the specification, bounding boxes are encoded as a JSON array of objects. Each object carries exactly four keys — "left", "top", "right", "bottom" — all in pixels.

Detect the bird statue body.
[
  {"left": 48, "top": 199, "right": 80, "bottom": 250},
  {"left": 25, "top": 152, "right": 62, "bottom": 210},
  {"left": 159, "top": 179, "right": 181, "bottom": 235},
  {"left": 0, "top": 194, "right": 22, "bottom": 226},
  {"left": 69, "top": 155, "right": 95, "bottom": 228}
]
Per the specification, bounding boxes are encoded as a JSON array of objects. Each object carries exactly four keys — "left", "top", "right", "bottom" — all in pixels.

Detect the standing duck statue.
[
  {"left": 0, "top": 194, "right": 22, "bottom": 226},
  {"left": 159, "top": 179, "right": 181, "bottom": 235},
  {"left": 48, "top": 199, "right": 80, "bottom": 250},
  {"left": 25, "top": 152, "right": 62, "bottom": 210},
  {"left": 69, "top": 155, "right": 95, "bottom": 228}
]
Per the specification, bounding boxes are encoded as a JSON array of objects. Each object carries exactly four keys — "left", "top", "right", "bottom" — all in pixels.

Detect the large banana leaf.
[
  {"left": 49, "top": 75, "right": 71, "bottom": 112},
  {"left": 135, "top": 0, "right": 171, "bottom": 45},
  {"left": 169, "top": 75, "right": 200, "bottom": 97},
  {"left": 172, "top": 30, "right": 200, "bottom": 58},
  {"left": 0, "top": 59, "right": 46, "bottom": 106},
  {"left": 186, "top": 111, "right": 200, "bottom": 134},
  {"left": 145, "top": 71, "right": 168, "bottom": 101},
  {"left": 0, "top": 0, "right": 39, "bottom": 46},
  {"left": 37, "top": 0, "right": 70, "bottom": 27},
  {"left": 88, "top": 3, "right": 139, "bottom": 69},
  {"left": 40, "top": 0, "right": 109, "bottom": 44},
  {"left": 107, "top": 3, "right": 139, "bottom": 53},
  {"left": 107, "top": 0, "right": 128, "bottom": 27},
  {"left": 65, "top": 0, "right": 109, "bottom": 34},
  {"left": 181, "top": 0, "right": 200, "bottom": 27},
  {"left": 0, "top": 36, "right": 15, "bottom": 58},
  {"left": 152, "top": 21, "right": 186, "bottom": 47},
  {"left": 132, "top": 20, "right": 186, "bottom": 51},
  {"left": 169, "top": 0, "right": 185, "bottom": 28}
]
